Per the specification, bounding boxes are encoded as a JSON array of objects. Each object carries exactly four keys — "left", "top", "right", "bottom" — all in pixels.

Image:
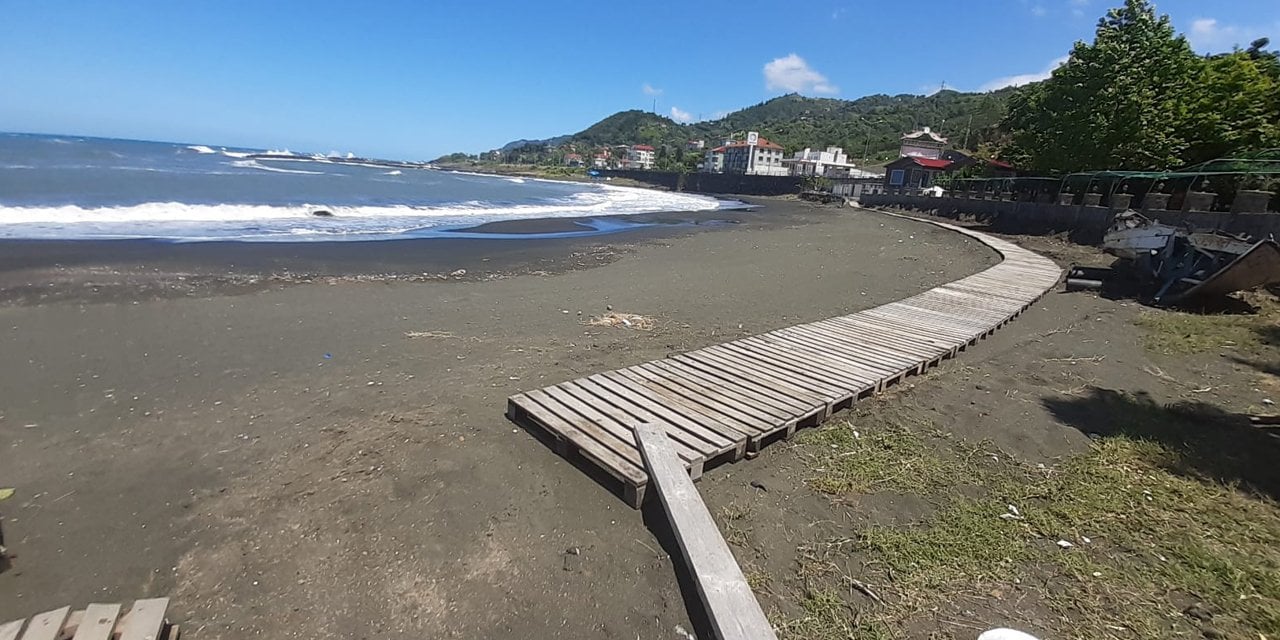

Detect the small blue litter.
[{"left": 323, "top": 353, "right": 332, "bottom": 359}]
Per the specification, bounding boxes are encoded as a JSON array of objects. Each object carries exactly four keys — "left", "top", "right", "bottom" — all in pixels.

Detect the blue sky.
[{"left": 1, "top": 1, "right": 1277, "bottom": 160}]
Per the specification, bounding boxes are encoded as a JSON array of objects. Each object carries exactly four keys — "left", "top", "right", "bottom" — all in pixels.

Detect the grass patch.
[
  {"left": 1134, "top": 291, "right": 1279, "bottom": 355},
  {"left": 777, "top": 405, "right": 1280, "bottom": 639}
]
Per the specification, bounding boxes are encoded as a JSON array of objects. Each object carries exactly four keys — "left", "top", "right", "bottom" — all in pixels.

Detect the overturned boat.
[{"left": 1093, "top": 211, "right": 1280, "bottom": 303}]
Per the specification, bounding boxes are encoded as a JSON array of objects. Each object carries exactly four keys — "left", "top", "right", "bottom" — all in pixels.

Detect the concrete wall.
[
  {"left": 860, "top": 193, "right": 1280, "bottom": 243},
  {"left": 602, "top": 170, "right": 803, "bottom": 196}
]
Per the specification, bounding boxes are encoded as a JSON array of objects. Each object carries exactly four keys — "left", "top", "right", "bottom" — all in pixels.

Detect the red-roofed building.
[
  {"left": 884, "top": 155, "right": 955, "bottom": 190},
  {"left": 721, "top": 134, "right": 788, "bottom": 176},
  {"left": 626, "top": 144, "right": 655, "bottom": 170}
]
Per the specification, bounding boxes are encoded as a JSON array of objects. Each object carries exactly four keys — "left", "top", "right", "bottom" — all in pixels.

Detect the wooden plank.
[
  {"left": 755, "top": 330, "right": 913, "bottom": 376},
  {"left": 575, "top": 376, "right": 733, "bottom": 454},
  {"left": 568, "top": 376, "right": 721, "bottom": 463},
  {"left": 552, "top": 382, "right": 706, "bottom": 465},
  {"left": 728, "top": 337, "right": 884, "bottom": 387},
  {"left": 831, "top": 313, "right": 964, "bottom": 347},
  {"left": 775, "top": 322, "right": 927, "bottom": 364},
  {"left": 0, "top": 621, "right": 25, "bottom": 640},
  {"left": 637, "top": 363, "right": 798, "bottom": 427},
  {"left": 19, "top": 608, "right": 69, "bottom": 640},
  {"left": 72, "top": 604, "right": 122, "bottom": 640},
  {"left": 691, "top": 347, "right": 847, "bottom": 402},
  {"left": 520, "top": 389, "right": 647, "bottom": 481},
  {"left": 794, "top": 320, "right": 946, "bottom": 361},
  {"left": 116, "top": 599, "right": 168, "bottom": 640},
  {"left": 590, "top": 372, "right": 747, "bottom": 445},
  {"left": 634, "top": 423, "right": 779, "bottom": 640},
  {"left": 741, "top": 333, "right": 893, "bottom": 382},
  {"left": 673, "top": 353, "right": 833, "bottom": 410},
  {"left": 645, "top": 360, "right": 810, "bottom": 419},
  {"left": 604, "top": 369, "right": 763, "bottom": 440},
  {"left": 718, "top": 340, "right": 876, "bottom": 391}
]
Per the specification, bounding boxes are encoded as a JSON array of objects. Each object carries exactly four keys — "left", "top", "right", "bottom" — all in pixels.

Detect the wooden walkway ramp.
[
  {"left": 2, "top": 598, "right": 178, "bottom": 640},
  {"left": 506, "top": 213, "right": 1063, "bottom": 507}
]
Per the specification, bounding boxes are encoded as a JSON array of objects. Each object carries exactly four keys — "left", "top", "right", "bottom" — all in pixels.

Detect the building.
[
  {"left": 563, "top": 153, "right": 583, "bottom": 167},
  {"left": 626, "top": 144, "right": 655, "bottom": 170},
  {"left": 783, "top": 146, "right": 860, "bottom": 178},
  {"left": 883, "top": 156, "right": 954, "bottom": 190},
  {"left": 899, "top": 126, "right": 947, "bottom": 160},
  {"left": 686, "top": 139, "right": 706, "bottom": 150},
  {"left": 942, "top": 150, "right": 1017, "bottom": 178},
  {"left": 702, "top": 145, "right": 726, "bottom": 173},
  {"left": 722, "top": 135, "right": 788, "bottom": 176}
]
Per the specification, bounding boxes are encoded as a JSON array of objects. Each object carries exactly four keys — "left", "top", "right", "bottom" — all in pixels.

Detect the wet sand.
[{"left": 0, "top": 200, "right": 996, "bottom": 637}]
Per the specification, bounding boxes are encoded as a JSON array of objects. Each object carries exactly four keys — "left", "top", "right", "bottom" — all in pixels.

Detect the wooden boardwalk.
[
  {"left": 506, "top": 213, "right": 1063, "bottom": 507},
  {"left": 2, "top": 599, "right": 178, "bottom": 640}
]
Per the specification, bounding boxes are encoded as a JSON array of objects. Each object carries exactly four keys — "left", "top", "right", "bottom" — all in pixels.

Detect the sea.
[{"left": 0, "top": 132, "right": 735, "bottom": 242}]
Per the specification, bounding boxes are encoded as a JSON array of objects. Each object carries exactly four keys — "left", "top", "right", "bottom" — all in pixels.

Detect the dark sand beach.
[{"left": 0, "top": 200, "right": 997, "bottom": 637}]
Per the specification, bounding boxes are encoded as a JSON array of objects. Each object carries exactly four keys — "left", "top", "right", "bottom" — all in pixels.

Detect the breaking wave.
[{"left": 0, "top": 184, "right": 732, "bottom": 242}]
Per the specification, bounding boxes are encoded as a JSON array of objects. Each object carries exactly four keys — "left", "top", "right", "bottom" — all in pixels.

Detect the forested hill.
[{"left": 500, "top": 88, "right": 1018, "bottom": 164}]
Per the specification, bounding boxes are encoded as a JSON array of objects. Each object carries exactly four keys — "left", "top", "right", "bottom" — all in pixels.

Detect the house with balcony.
[
  {"left": 625, "top": 144, "right": 655, "bottom": 170},
  {"left": 722, "top": 136, "right": 787, "bottom": 176},
  {"left": 783, "top": 146, "right": 860, "bottom": 178},
  {"left": 702, "top": 145, "right": 726, "bottom": 173}
]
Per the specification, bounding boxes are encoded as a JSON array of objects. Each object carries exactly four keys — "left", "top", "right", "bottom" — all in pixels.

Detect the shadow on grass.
[{"left": 1043, "top": 387, "right": 1280, "bottom": 500}]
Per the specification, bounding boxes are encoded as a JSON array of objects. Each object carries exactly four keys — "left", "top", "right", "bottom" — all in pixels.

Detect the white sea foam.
[
  {"left": 505, "top": 177, "right": 526, "bottom": 183},
  {"left": 0, "top": 183, "right": 729, "bottom": 241},
  {"left": 187, "top": 145, "right": 217, "bottom": 154},
  {"left": 230, "top": 159, "right": 326, "bottom": 175},
  {"left": 384, "top": 170, "right": 403, "bottom": 175},
  {"left": 220, "top": 150, "right": 252, "bottom": 159}
]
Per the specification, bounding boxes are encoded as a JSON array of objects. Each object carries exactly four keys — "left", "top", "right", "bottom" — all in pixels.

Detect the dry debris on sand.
[{"left": 584, "top": 311, "right": 656, "bottom": 331}]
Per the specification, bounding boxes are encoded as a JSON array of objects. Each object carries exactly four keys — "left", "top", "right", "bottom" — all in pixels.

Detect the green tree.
[
  {"left": 1181, "top": 50, "right": 1280, "bottom": 165},
  {"left": 1002, "top": 0, "right": 1200, "bottom": 173}
]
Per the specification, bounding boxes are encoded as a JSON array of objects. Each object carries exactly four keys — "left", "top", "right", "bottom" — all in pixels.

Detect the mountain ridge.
[{"left": 488, "top": 88, "right": 1019, "bottom": 164}]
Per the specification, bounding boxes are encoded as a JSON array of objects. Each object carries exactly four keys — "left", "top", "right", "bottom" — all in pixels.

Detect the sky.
[{"left": 2, "top": 1, "right": 1277, "bottom": 161}]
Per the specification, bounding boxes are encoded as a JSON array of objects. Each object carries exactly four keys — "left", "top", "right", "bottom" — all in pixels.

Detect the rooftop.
[
  {"left": 901, "top": 126, "right": 948, "bottom": 144},
  {"left": 724, "top": 136, "right": 783, "bottom": 150}
]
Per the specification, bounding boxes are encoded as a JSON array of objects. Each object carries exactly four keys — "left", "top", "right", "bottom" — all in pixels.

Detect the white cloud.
[
  {"left": 1185, "top": 17, "right": 1275, "bottom": 53},
  {"left": 979, "top": 55, "right": 1069, "bottom": 91},
  {"left": 641, "top": 83, "right": 663, "bottom": 96},
  {"left": 763, "top": 54, "right": 839, "bottom": 95},
  {"left": 1070, "top": 0, "right": 1089, "bottom": 18},
  {"left": 669, "top": 106, "right": 694, "bottom": 124},
  {"left": 1031, "top": 5, "right": 1047, "bottom": 17}
]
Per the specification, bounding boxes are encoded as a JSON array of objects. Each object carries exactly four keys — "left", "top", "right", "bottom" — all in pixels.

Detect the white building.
[
  {"left": 626, "top": 144, "right": 655, "bottom": 170},
  {"left": 702, "top": 145, "right": 726, "bottom": 173},
  {"left": 721, "top": 135, "right": 788, "bottom": 176},
  {"left": 783, "top": 146, "right": 861, "bottom": 178},
  {"left": 899, "top": 126, "right": 947, "bottom": 160}
]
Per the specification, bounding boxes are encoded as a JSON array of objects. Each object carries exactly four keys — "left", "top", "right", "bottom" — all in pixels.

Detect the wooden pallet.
[
  {"left": 1, "top": 599, "right": 177, "bottom": 640},
  {"left": 507, "top": 212, "right": 1064, "bottom": 507}
]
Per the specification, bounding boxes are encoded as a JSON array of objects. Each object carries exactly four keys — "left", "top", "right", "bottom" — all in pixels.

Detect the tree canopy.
[{"left": 1002, "top": 0, "right": 1280, "bottom": 174}]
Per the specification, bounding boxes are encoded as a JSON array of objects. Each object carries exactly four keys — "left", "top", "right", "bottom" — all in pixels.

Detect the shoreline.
[{"left": 0, "top": 198, "right": 784, "bottom": 305}]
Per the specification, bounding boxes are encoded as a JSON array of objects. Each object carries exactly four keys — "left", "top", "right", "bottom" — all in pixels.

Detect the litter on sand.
[
  {"left": 404, "top": 330, "right": 457, "bottom": 339},
  {"left": 584, "top": 312, "right": 656, "bottom": 331}
]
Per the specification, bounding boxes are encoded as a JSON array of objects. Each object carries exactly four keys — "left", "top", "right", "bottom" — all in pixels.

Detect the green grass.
[
  {"left": 777, "top": 405, "right": 1280, "bottom": 639},
  {"left": 1134, "top": 291, "right": 1279, "bottom": 355}
]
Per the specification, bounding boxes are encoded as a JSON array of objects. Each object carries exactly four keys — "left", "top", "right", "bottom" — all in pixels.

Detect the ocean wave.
[
  {"left": 0, "top": 184, "right": 730, "bottom": 241},
  {"left": 384, "top": 170, "right": 403, "bottom": 175},
  {"left": 230, "top": 159, "right": 326, "bottom": 175},
  {"left": 505, "top": 177, "right": 525, "bottom": 183},
  {"left": 221, "top": 150, "right": 252, "bottom": 158},
  {"left": 187, "top": 145, "right": 217, "bottom": 154}
]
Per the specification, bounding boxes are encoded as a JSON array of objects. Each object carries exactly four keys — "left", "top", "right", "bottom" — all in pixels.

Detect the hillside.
[{"left": 487, "top": 89, "right": 1018, "bottom": 165}]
